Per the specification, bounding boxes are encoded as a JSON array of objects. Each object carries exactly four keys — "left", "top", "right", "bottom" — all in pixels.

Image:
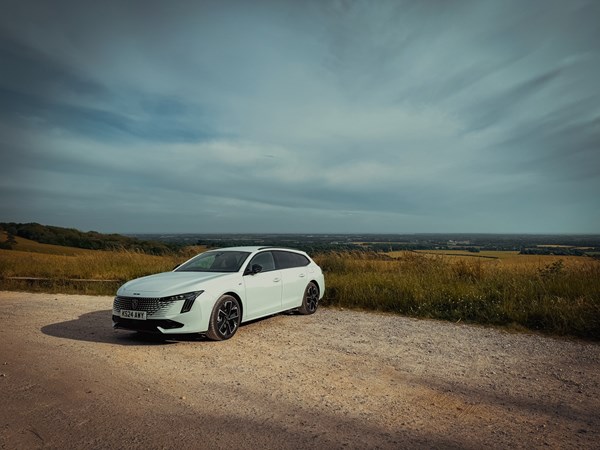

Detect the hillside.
[
  {"left": 0, "top": 222, "right": 174, "bottom": 255},
  {"left": 0, "top": 231, "right": 93, "bottom": 256}
]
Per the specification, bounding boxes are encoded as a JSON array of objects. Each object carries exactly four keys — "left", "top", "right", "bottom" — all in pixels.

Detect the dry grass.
[
  {"left": 0, "top": 248, "right": 181, "bottom": 280},
  {"left": 0, "top": 245, "right": 199, "bottom": 295},
  {"left": 396, "top": 249, "right": 593, "bottom": 268},
  {"left": 315, "top": 251, "right": 600, "bottom": 340}
]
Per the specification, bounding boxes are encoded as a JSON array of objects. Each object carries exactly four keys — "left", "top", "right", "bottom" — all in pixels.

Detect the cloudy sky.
[{"left": 1, "top": 0, "right": 599, "bottom": 234}]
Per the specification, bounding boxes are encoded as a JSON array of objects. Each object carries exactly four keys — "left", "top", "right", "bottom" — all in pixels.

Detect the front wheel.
[
  {"left": 206, "top": 295, "right": 241, "bottom": 341},
  {"left": 298, "top": 282, "right": 319, "bottom": 315}
]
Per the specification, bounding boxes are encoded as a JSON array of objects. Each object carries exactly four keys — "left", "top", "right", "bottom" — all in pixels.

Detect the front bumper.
[
  {"left": 112, "top": 294, "right": 213, "bottom": 334},
  {"left": 112, "top": 315, "right": 185, "bottom": 333}
]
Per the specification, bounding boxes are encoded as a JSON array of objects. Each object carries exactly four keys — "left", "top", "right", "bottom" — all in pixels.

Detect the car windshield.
[{"left": 175, "top": 251, "right": 250, "bottom": 273}]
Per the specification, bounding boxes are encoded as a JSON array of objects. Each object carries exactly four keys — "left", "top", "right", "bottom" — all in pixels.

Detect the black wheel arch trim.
[{"left": 309, "top": 280, "right": 321, "bottom": 296}]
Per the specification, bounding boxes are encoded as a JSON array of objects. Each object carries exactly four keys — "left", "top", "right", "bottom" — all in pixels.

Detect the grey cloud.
[
  {"left": 0, "top": 0, "right": 599, "bottom": 233},
  {"left": 464, "top": 67, "right": 564, "bottom": 133}
]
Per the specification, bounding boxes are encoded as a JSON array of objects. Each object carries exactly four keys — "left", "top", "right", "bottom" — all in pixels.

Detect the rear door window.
[{"left": 273, "top": 251, "right": 310, "bottom": 269}]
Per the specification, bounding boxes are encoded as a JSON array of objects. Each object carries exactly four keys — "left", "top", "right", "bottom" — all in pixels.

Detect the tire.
[
  {"left": 206, "top": 295, "right": 241, "bottom": 341},
  {"left": 298, "top": 282, "right": 319, "bottom": 315}
]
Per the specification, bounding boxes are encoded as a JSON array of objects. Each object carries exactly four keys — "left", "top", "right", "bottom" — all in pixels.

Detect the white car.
[{"left": 112, "top": 246, "right": 325, "bottom": 340}]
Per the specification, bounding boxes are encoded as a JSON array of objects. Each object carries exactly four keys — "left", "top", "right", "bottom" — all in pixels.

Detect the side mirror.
[{"left": 251, "top": 264, "right": 263, "bottom": 275}]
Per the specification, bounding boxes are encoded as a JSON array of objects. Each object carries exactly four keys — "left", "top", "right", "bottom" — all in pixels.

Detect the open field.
[
  {"left": 393, "top": 249, "right": 593, "bottom": 267},
  {"left": 0, "top": 235, "right": 205, "bottom": 295},
  {"left": 0, "top": 248, "right": 179, "bottom": 295},
  {"left": 1, "top": 291, "right": 598, "bottom": 449},
  {"left": 1, "top": 243, "right": 599, "bottom": 339},
  {"left": 317, "top": 251, "right": 600, "bottom": 339}
]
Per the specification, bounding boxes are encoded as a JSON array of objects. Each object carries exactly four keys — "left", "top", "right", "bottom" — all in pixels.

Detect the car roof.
[
  {"left": 205, "top": 246, "right": 262, "bottom": 252},
  {"left": 205, "top": 246, "right": 306, "bottom": 254}
]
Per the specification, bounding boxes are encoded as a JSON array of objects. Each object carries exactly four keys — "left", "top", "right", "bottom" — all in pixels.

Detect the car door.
[
  {"left": 273, "top": 251, "right": 311, "bottom": 310},
  {"left": 243, "top": 251, "right": 283, "bottom": 320}
]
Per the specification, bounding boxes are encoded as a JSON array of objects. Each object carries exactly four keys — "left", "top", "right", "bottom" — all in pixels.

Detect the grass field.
[
  {"left": 395, "top": 249, "right": 593, "bottom": 268},
  {"left": 1, "top": 240, "right": 598, "bottom": 339},
  {"left": 0, "top": 234, "right": 204, "bottom": 295},
  {"left": 315, "top": 251, "right": 600, "bottom": 340}
]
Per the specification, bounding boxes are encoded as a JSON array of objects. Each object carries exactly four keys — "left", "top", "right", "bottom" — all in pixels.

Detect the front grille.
[{"left": 113, "top": 296, "right": 177, "bottom": 317}]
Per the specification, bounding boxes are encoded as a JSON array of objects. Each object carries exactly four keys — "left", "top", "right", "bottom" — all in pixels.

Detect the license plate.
[{"left": 120, "top": 310, "right": 147, "bottom": 320}]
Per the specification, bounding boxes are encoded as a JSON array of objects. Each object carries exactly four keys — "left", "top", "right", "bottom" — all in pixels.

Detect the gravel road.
[{"left": 0, "top": 291, "right": 598, "bottom": 449}]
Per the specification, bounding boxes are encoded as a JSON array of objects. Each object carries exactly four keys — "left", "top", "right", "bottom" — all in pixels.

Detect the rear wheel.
[
  {"left": 206, "top": 295, "right": 241, "bottom": 341},
  {"left": 298, "top": 282, "right": 319, "bottom": 315}
]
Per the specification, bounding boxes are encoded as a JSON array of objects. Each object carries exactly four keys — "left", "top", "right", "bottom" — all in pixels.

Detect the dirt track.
[{"left": 0, "top": 291, "right": 598, "bottom": 449}]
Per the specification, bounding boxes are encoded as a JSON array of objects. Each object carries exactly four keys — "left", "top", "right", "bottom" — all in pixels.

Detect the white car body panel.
[
  {"left": 280, "top": 266, "right": 308, "bottom": 310},
  {"left": 243, "top": 269, "right": 283, "bottom": 321},
  {"left": 112, "top": 246, "right": 325, "bottom": 336},
  {"left": 119, "top": 271, "right": 231, "bottom": 296}
]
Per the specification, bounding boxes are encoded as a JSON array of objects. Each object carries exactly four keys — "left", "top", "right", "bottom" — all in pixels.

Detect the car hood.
[{"left": 117, "top": 271, "right": 232, "bottom": 297}]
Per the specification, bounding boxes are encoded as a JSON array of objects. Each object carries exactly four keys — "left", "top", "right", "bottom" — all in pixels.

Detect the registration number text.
[{"left": 120, "top": 310, "right": 147, "bottom": 320}]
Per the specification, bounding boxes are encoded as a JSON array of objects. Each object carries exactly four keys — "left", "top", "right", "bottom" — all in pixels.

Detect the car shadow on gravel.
[
  {"left": 42, "top": 309, "right": 296, "bottom": 346},
  {"left": 41, "top": 310, "right": 213, "bottom": 346}
]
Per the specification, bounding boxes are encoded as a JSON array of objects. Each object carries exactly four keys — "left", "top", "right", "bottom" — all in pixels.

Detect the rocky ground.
[{"left": 0, "top": 291, "right": 598, "bottom": 449}]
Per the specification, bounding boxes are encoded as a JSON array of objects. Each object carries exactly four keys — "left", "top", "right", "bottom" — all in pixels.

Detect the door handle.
[
  {"left": 299, "top": 273, "right": 306, "bottom": 278},
  {"left": 273, "top": 278, "right": 281, "bottom": 283}
]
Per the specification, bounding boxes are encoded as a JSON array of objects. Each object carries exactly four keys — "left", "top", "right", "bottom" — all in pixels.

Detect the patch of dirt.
[{"left": 0, "top": 291, "right": 598, "bottom": 449}]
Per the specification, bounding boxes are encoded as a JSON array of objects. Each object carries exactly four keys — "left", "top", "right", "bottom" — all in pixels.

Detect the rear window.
[{"left": 273, "top": 251, "right": 310, "bottom": 269}]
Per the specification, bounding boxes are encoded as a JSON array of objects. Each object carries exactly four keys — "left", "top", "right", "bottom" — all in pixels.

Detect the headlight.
[{"left": 162, "top": 291, "right": 203, "bottom": 313}]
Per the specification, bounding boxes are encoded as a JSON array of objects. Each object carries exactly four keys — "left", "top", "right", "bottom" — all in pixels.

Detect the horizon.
[
  {"left": 1, "top": 1, "right": 599, "bottom": 234},
  {"left": 5, "top": 221, "right": 600, "bottom": 238},
  {"left": 126, "top": 230, "right": 600, "bottom": 237}
]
